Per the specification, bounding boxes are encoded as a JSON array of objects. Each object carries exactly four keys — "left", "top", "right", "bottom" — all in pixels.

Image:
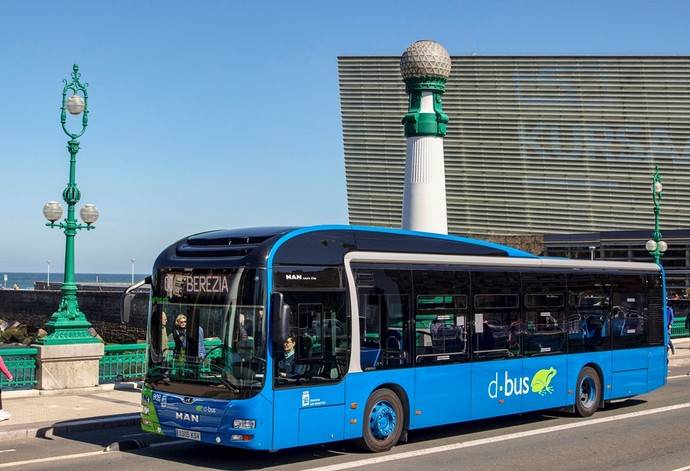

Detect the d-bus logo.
[
  {"left": 175, "top": 412, "right": 199, "bottom": 423},
  {"left": 488, "top": 367, "right": 557, "bottom": 399}
]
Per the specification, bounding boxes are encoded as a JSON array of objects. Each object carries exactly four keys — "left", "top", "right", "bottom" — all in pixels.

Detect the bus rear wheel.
[
  {"left": 575, "top": 366, "right": 601, "bottom": 417},
  {"left": 356, "top": 388, "right": 405, "bottom": 452}
]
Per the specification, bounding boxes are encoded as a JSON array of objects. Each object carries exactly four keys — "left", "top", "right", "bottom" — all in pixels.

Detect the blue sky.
[{"left": 2, "top": 0, "right": 689, "bottom": 274}]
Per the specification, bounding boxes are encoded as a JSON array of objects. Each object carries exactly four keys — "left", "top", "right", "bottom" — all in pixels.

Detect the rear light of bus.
[
  {"left": 233, "top": 419, "right": 256, "bottom": 429},
  {"left": 231, "top": 434, "right": 253, "bottom": 441}
]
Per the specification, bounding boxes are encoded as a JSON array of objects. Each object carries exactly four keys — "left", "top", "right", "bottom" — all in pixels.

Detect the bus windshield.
[{"left": 147, "top": 268, "right": 266, "bottom": 398}]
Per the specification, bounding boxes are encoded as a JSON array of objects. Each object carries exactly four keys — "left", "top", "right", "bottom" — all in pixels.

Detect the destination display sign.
[
  {"left": 184, "top": 275, "right": 230, "bottom": 294},
  {"left": 162, "top": 271, "right": 234, "bottom": 300}
]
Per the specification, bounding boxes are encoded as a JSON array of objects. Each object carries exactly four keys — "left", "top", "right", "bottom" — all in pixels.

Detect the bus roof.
[
  {"left": 153, "top": 224, "right": 659, "bottom": 273},
  {"left": 153, "top": 224, "right": 535, "bottom": 270}
]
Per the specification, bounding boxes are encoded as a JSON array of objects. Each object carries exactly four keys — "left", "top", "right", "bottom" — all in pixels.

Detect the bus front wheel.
[
  {"left": 575, "top": 366, "right": 601, "bottom": 417},
  {"left": 356, "top": 388, "right": 405, "bottom": 452}
]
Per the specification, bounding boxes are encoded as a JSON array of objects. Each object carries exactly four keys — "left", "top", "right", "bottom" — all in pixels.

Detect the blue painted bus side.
[{"left": 144, "top": 344, "right": 666, "bottom": 449}]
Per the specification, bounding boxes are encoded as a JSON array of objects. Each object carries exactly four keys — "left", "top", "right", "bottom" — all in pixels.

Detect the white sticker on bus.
[{"left": 475, "top": 314, "right": 484, "bottom": 333}]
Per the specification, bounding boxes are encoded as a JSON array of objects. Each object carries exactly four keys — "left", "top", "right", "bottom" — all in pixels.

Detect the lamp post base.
[
  {"left": 36, "top": 343, "right": 104, "bottom": 390},
  {"left": 35, "top": 302, "right": 101, "bottom": 345}
]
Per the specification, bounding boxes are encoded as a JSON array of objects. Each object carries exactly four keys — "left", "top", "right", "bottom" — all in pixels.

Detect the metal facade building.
[{"left": 339, "top": 56, "right": 690, "bottom": 235}]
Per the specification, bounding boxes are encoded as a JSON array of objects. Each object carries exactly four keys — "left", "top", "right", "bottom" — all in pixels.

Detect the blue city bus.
[{"left": 122, "top": 225, "right": 667, "bottom": 452}]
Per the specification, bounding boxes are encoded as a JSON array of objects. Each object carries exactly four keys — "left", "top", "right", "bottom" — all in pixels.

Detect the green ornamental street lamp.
[
  {"left": 39, "top": 64, "right": 100, "bottom": 345},
  {"left": 645, "top": 165, "right": 667, "bottom": 265}
]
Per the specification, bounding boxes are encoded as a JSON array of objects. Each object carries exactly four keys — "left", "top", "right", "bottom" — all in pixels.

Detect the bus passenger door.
[
  {"left": 521, "top": 273, "right": 568, "bottom": 412},
  {"left": 272, "top": 291, "right": 348, "bottom": 449},
  {"left": 470, "top": 271, "right": 523, "bottom": 420},
  {"left": 411, "top": 270, "right": 472, "bottom": 427}
]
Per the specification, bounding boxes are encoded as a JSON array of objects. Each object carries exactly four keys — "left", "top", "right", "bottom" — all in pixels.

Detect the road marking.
[
  {"left": 302, "top": 402, "right": 690, "bottom": 471},
  {"left": 0, "top": 450, "right": 15, "bottom": 454},
  {"left": 0, "top": 450, "right": 107, "bottom": 468},
  {"left": 1, "top": 401, "right": 688, "bottom": 469},
  {"left": 668, "top": 375, "right": 690, "bottom": 380}
]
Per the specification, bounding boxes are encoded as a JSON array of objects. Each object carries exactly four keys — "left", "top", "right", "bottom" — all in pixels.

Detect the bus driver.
[{"left": 278, "top": 336, "right": 304, "bottom": 378}]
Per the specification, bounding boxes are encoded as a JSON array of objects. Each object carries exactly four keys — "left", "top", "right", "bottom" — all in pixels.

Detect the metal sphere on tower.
[{"left": 400, "top": 40, "right": 451, "bottom": 80}]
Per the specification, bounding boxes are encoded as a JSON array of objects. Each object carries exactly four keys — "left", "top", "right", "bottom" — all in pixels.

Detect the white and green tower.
[{"left": 400, "top": 40, "right": 451, "bottom": 234}]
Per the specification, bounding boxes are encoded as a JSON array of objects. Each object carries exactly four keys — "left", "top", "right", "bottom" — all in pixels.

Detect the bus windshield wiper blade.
[
  {"left": 147, "top": 366, "right": 171, "bottom": 384},
  {"left": 206, "top": 362, "right": 241, "bottom": 393},
  {"left": 218, "top": 374, "right": 240, "bottom": 393}
]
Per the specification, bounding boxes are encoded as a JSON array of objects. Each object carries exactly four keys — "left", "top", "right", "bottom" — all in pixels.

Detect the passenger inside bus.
[
  {"left": 172, "top": 314, "right": 187, "bottom": 357},
  {"left": 429, "top": 317, "right": 464, "bottom": 353},
  {"left": 160, "top": 311, "right": 169, "bottom": 353}
]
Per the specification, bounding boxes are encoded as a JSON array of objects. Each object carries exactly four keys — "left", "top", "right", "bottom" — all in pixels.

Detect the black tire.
[
  {"left": 356, "top": 388, "right": 405, "bottom": 453},
  {"left": 574, "top": 366, "right": 601, "bottom": 417}
]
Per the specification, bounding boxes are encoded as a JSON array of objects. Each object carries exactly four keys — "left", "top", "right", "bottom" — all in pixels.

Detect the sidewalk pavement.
[
  {"left": 0, "top": 383, "right": 141, "bottom": 441},
  {"left": 0, "top": 340, "right": 687, "bottom": 443},
  {"left": 670, "top": 337, "right": 690, "bottom": 366}
]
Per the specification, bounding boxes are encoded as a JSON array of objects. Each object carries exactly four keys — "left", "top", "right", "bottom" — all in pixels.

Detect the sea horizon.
[{"left": 0, "top": 272, "right": 148, "bottom": 290}]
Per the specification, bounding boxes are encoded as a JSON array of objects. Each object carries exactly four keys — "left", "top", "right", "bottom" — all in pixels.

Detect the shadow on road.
[{"left": 41, "top": 398, "right": 649, "bottom": 470}]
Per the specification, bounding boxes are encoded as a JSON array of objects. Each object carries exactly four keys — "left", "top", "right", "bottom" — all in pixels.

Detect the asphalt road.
[{"left": 1, "top": 365, "right": 689, "bottom": 471}]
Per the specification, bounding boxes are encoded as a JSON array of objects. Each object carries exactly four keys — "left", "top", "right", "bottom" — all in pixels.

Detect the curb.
[
  {"left": 0, "top": 413, "right": 140, "bottom": 442},
  {"left": 4, "top": 381, "right": 143, "bottom": 399}
]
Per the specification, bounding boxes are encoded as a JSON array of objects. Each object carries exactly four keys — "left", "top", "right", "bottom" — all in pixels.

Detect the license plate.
[{"left": 176, "top": 429, "right": 201, "bottom": 441}]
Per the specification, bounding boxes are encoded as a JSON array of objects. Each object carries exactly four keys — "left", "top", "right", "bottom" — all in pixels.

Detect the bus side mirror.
[
  {"left": 121, "top": 276, "right": 151, "bottom": 324},
  {"left": 271, "top": 292, "right": 290, "bottom": 343}
]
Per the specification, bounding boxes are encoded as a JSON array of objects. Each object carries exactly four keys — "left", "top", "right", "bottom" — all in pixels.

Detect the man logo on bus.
[
  {"left": 175, "top": 412, "right": 199, "bottom": 423},
  {"left": 488, "top": 367, "right": 557, "bottom": 399}
]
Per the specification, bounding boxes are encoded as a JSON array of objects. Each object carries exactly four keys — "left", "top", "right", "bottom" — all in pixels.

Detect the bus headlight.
[
  {"left": 232, "top": 419, "right": 256, "bottom": 429},
  {"left": 142, "top": 405, "right": 150, "bottom": 415}
]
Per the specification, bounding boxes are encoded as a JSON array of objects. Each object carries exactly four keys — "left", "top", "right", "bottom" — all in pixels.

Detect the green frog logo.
[{"left": 530, "top": 367, "right": 557, "bottom": 396}]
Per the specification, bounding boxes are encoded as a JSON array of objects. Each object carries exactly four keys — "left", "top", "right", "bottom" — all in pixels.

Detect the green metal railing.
[
  {"left": 5, "top": 317, "right": 684, "bottom": 388},
  {"left": 671, "top": 316, "right": 689, "bottom": 338},
  {"left": 0, "top": 347, "right": 38, "bottom": 390},
  {"left": 98, "top": 338, "right": 224, "bottom": 383},
  {"left": 99, "top": 343, "right": 148, "bottom": 383}
]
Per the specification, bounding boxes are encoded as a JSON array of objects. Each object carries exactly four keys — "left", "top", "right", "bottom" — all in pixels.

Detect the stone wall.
[
  {"left": 475, "top": 233, "right": 544, "bottom": 256},
  {"left": 0, "top": 288, "right": 149, "bottom": 343}
]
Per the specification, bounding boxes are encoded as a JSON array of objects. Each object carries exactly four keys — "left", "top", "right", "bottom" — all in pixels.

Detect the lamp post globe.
[
  {"left": 43, "top": 201, "right": 64, "bottom": 223},
  {"left": 80, "top": 204, "right": 99, "bottom": 225},
  {"left": 66, "top": 94, "right": 85, "bottom": 115},
  {"left": 646, "top": 165, "right": 665, "bottom": 265}
]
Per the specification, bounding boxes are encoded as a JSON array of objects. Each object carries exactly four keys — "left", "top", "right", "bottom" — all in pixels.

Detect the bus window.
[
  {"left": 274, "top": 291, "right": 348, "bottom": 387},
  {"left": 610, "top": 275, "right": 647, "bottom": 349},
  {"left": 567, "top": 274, "right": 611, "bottom": 353},
  {"left": 413, "top": 269, "right": 469, "bottom": 364},
  {"left": 522, "top": 273, "right": 566, "bottom": 356},
  {"left": 355, "top": 268, "right": 412, "bottom": 370},
  {"left": 297, "top": 303, "right": 324, "bottom": 360},
  {"left": 471, "top": 271, "right": 521, "bottom": 360}
]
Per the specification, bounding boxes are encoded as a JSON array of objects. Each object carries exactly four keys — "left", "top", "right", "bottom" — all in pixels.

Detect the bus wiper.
[
  {"left": 206, "top": 362, "right": 241, "bottom": 393},
  {"left": 147, "top": 367, "right": 170, "bottom": 384},
  {"left": 218, "top": 374, "right": 240, "bottom": 393}
]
